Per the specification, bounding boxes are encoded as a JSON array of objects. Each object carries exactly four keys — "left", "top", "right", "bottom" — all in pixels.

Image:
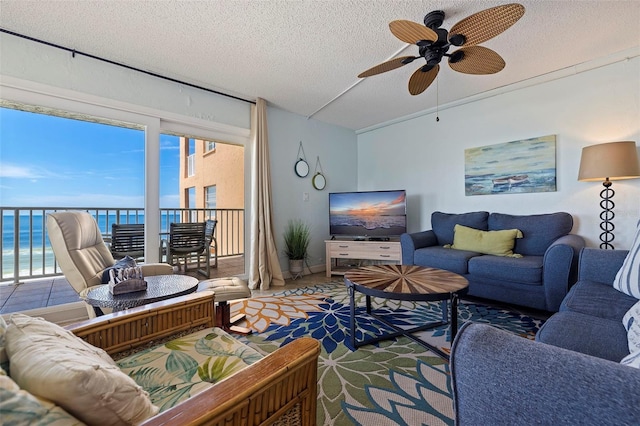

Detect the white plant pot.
[{"left": 289, "top": 259, "right": 304, "bottom": 279}]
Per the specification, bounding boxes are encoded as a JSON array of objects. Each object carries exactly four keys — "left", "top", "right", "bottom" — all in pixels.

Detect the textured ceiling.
[{"left": 1, "top": 0, "right": 639, "bottom": 131}]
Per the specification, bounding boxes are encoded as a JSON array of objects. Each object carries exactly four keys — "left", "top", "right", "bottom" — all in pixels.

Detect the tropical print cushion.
[{"left": 117, "top": 327, "right": 263, "bottom": 412}]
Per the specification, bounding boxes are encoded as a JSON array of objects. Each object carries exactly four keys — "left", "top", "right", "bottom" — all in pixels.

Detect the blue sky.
[
  {"left": 0, "top": 107, "right": 181, "bottom": 208},
  {"left": 329, "top": 190, "right": 406, "bottom": 215}
]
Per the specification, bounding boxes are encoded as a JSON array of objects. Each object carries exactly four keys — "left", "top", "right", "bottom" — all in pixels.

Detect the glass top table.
[{"left": 85, "top": 274, "right": 199, "bottom": 316}]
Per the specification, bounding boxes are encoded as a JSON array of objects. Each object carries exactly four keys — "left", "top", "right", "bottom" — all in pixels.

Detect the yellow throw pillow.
[{"left": 450, "top": 224, "right": 523, "bottom": 257}]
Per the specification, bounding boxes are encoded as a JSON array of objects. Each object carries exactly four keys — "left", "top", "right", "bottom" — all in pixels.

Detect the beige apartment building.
[{"left": 179, "top": 138, "right": 244, "bottom": 257}]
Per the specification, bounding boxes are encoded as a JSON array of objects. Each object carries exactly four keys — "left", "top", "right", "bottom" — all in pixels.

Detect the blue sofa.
[
  {"left": 401, "top": 211, "right": 585, "bottom": 312},
  {"left": 450, "top": 248, "right": 640, "bottom": 424}
]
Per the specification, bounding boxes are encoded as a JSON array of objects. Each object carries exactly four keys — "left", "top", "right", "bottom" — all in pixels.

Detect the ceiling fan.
[{"left": 358, "top": 3, "right": 525, "bottom": 95}]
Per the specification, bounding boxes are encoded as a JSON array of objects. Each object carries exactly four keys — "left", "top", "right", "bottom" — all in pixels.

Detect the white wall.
[
  {"left": 267, "top": 106, "right": 358, "bottom": 273},
  {"left": 357, "top": 56, "right": 640, "bottom": 249}
]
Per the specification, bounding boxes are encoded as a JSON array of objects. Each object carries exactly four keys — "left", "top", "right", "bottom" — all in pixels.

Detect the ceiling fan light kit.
[{"left": 358, "top": 3, "right": 525, "bottom": 96}]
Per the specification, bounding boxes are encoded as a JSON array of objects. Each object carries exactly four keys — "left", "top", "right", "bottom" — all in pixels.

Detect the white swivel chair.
[{"left": 47, "top": 211, "right": 173, "bottom": 318}]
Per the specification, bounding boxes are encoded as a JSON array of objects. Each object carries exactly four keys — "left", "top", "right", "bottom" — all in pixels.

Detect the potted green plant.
[{"left": 283, "top": 219, "right": 311, "bottom": 278}]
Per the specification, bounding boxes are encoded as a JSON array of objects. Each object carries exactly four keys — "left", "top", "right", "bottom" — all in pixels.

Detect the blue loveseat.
[
  {"left": 401, "top": 211, "right": 585, "bottom": 312},
  {"left": 450, "top": 248, "right": 640, "bottom": 424}
]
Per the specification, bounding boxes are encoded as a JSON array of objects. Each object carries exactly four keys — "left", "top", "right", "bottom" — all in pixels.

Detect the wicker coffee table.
[
  {"left": 85, "top": 274, "right": 199, "bottom": 316},
  {"left": 344, "top": 264, "right": 468, "bottom": 359}
]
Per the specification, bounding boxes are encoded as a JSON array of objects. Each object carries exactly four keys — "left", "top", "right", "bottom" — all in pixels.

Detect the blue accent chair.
[
  {"left": 451, "top": 322, "right": 640, "bottom": 425},
  {"left": 450, "top": 247, "right": 640, "bottom": 424}
]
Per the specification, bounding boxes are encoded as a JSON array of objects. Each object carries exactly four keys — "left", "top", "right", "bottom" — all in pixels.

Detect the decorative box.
[{"left": 108, "top": 266, "right": 147, "bottom": 295}]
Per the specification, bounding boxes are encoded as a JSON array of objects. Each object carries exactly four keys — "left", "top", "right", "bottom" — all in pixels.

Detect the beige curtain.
[{"left": 249, "top": 98, "right": 285, "bottom": 290}]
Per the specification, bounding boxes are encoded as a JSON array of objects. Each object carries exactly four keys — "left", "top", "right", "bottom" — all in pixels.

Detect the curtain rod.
[{"left": 0, "top": 28, "right": 256, "bottom": 105}]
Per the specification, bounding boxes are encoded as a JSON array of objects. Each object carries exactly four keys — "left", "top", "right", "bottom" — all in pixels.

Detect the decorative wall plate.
[
  {"left": 312, "top": 156, "right": 326, "bottom": 190},
  {"left": 295, "top": 159, "right": 309, "bottom": 177},
  {"left": 312, "top": 172, "right": 326, "bottom": 190}
]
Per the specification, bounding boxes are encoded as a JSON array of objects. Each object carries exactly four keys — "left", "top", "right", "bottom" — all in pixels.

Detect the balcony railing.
[{"left": 0, "top": 207, "right": 245, "bottom": 284}]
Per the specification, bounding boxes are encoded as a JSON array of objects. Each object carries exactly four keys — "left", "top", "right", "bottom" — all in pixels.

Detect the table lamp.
[{"left": 578, "top": 141, "right": 640, "bottom": 249}]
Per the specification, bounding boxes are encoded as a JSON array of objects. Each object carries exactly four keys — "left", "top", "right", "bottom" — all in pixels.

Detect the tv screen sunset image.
[{"left": 329, "top": 190, "right": 406, "bottom": 237}]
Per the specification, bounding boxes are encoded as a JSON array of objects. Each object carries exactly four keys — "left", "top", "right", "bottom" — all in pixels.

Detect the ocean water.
[
  {"left": 329, "top": 213, "right": 406, "bottom": 230},
  {"left": 464, "top": 168, "right": 557, "bottom": 196},
  {"left": 1, "top": 213, "right": 182, "bottom": 279}
]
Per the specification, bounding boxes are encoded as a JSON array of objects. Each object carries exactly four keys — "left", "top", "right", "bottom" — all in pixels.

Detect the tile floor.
[{"left": 0, "top": 256, "right": 248, "bottom": 314}]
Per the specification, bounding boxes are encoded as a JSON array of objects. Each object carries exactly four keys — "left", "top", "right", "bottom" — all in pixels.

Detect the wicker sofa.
[{"left": 1, "top": 291, "right": 321, "bottom": 426}]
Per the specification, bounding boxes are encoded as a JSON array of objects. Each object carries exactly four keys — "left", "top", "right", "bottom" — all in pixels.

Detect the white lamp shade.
[{"left": 578, "top": 141, "right": 640, "bottom": 182}]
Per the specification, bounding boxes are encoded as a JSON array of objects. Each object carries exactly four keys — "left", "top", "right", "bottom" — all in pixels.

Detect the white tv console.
[{"left": 325, "top": 239, "right": 401, "bottom": 277}]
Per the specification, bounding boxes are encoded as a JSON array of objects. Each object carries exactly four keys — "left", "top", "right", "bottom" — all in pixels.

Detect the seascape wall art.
[{"left": 465, "top": 135, "right": 557, "bottom": 196}]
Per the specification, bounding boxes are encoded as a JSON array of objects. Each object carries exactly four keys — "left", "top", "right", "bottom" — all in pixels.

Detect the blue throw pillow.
[
  {"left": 488, "top": 212, "right": 573, "bottom": 256},
  {"left": 101, "top": 256, "right": 137, "bottom": 284},
  {"left": 431, "top": 211, "right": 489, "bottom": 246}
]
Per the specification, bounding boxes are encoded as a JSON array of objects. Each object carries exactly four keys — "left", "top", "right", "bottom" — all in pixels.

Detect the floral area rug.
[{"left": 232, "top": 282, "right": 543, "bottom": 426}]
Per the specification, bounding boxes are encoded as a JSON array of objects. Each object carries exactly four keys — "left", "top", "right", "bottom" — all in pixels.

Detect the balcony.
[
  {"left": 0, "top": 207, "right": 245, "bottom": 314},
  {"left": 0, "top": 256, "right": 245, "bottom": 315}
]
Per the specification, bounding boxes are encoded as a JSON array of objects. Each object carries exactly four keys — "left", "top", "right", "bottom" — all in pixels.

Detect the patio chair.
[
  {"left": 109, "top": 223, "right": 145, "bottom": 260},
  {"left": 47, "top": 211, "right": 173, "bottom": 318},
  {"left": 168, "top": 219, "right": 217, "bottom": 278}
]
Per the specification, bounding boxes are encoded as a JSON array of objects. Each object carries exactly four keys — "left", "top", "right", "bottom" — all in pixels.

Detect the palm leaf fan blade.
[
  {"left": 358, "top": 56, "right": 414, "bottom": 78},
  {"left": 408, "top": 65, "right": 439, "bottom": 95},
  {"left": 449, "top": 46, "right": 505, "bottom": 75},
  {"left": 389, "top": 20, "right": 438, "bottom": 45},
  {"left": 449, "top": 3, "right": 525, "bottom": 47}
]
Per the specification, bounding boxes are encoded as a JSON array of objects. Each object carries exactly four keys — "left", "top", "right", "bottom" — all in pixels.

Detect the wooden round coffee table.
[{"left": 344, "top": 264, "right": 468, "bottom": 359}]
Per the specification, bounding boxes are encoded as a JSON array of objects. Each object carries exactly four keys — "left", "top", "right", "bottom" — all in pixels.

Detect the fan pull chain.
[{"left": 436, "top": 75, "right": 440, "bottom": 122}]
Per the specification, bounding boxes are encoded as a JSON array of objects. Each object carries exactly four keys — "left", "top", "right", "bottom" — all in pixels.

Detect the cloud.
[
  {"left": 0, "top": 163, "right": 41, "bottom": 178},
  {"left": 160, "top": 194, "right": 180, "bottom": 208},
  {"left": 121, "top": 148, "right": 145, "bottom": 154},
  {"left": 0, "top": 163, "right": 63, "bottom": 179},
  {"left": 161, "top": 139, "right": 180, "bottom": 150},
  {"left": 6, "top": 192, "right": 181, "bottom": 209},
  {"left": 7, "top": 192, "right": 145, "bottom": 208}
]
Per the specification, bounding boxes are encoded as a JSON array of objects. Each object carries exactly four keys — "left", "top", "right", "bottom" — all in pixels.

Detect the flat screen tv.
[{"left": 329, "top": 190, "right": 407, "bottom": 239}]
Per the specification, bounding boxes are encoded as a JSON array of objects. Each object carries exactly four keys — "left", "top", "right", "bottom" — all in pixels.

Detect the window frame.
[
  {"left": 1, "top": 76, "right": 251, "bottom": 271},
  {"left": 205, "top": 185, "right": 217, "bottom": 211}
]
